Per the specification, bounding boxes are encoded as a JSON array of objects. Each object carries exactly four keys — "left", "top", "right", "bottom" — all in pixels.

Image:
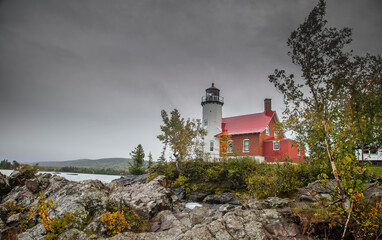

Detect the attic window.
[
  {"left": 243, "top": 139, "right": 249, "bottom": 152},
  {"left": 266, "top": 125, "right": 269, "bottom": 136},
  {"left": 273, "top": 141, "right": 279, "bottom": 151}
]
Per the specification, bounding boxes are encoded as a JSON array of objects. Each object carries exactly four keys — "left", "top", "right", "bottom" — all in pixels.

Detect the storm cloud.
[{"left": 0, "top": 0, "right": 381, "bottom": 162}]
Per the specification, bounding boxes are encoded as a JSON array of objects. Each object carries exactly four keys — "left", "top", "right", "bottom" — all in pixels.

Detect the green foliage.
[
  {"left": 247, "top": 158, "right": 322, "bottom": 198},
  {"left": 0, "top": 159, "right": 20, "bottom": 170},
  {"left": 153, "top": 157, "right": 321, "bottom": 197},
  {"left": 101, "top": 200, "right": 147, "bottom": 236},
  {"left": 370, "top": 166, "right": 382, "bottom": 177},
  {"left": 5, "top": 200, "right": 25, "bottom": 218},
  {"left": 147, "top": 152, "right": 153, "bottom": 169},
  {"left": 157, "top": 109, "right": 207, "bottom": 170},
  {"left": 19, "top": 164, "right": 39, "bottom": 179},
  {"left": 45, "top": 213, "right": 75, "bottom": 240},
  {"left": 269, "top": 0, "right": 381, "bottom": 238},
  {"left": 129, "top": 144, "right": 145, "bottom": 175},
  {"left": 28, "top": 194, "right": 76, "bottom": 240}
]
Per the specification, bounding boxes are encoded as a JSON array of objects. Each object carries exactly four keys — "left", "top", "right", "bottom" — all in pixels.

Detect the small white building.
[{"left": 356, "top": 149, "right": 382, "bottom": 166}]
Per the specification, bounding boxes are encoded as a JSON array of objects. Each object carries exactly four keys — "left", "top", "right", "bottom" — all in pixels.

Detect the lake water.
[{"left": 0, "top": 169, "right": 121, "bottom": 183}]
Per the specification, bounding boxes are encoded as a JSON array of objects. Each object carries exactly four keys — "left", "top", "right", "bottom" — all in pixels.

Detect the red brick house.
[
  {"left": 218, "top": 99, "right": 304, "bottom": 162},
  {"left": 202, "top": 84, "right": 305, "bottom": 162}
]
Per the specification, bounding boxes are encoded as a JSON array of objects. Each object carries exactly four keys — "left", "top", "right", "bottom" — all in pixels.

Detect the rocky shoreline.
[{"left": 1, "top": 169, "right": 381, "bottom": 239}]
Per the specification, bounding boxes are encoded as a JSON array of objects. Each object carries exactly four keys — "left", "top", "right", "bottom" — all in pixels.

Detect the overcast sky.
[{"left": 0, "top": 0, "right": 381, "bottom": 163}]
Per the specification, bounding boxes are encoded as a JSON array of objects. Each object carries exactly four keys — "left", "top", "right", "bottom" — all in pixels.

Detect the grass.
[{"left": 370, "top": 166, "right": 382, "bottom": 177}]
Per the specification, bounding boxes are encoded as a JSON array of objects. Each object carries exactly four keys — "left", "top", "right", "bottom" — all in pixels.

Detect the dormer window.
[{"left": 266, "top": 125, "right": 269, "bottom": 136}]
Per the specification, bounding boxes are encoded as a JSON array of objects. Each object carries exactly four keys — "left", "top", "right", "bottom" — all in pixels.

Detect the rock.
[
  {"left": 207, "top": 219, "right": 234, "bottom": 240},
  {"left": 203, "top": 192, "right": 237, "bottom": 204},
  {"left": 263, "top": 221, "right": 302, "bottom": 239},
  {"left": 18, "top": 223, "right": 47, "bottom": 240},
  {"left": 364, "top": 182, "right": 382, "bottom": 200},
  {"left": 189, "top": 206, "right": 207, "bottom": 226},
  {"left": 223, "top": 212, "right": 246, "bottom": 239},
  {"left": 152, "top": 210, "right": 187, "bottom": 232},
  {"left": 9, "top": 168, "right": 36, "bottom": 187},
  {"left": 57, "top": 229, "right": 88, "bottom": 240},
  {"left": 245, "top": 221, "right": 266, "bottom": 239},
  {"left": 306, "top": 180, "right": 336, "bottom": 194},
  {"left": 172, "top": 186, "right": 186, "bottom": 200},
  {"left": 188, "top": 192, "right": 208, "bottom": 202},
  {"left": 174, "top": 212, "right": 192, "bottom": 229},
  {"left": 25, "top": 179, "right": 39, "bottom": 193},
  {"left": 189, "top": 206, "right": 217, "bottom": 227},
  {"left": 0, "top": 218, "right": 5, "bottom": 230},
  {"left": 0, "top": 173, "right": 11, "bottom": 198},
  {"left": 182, "top": 224, "right": 214, "bottom": 240},
  {"left": 109, "top": 176, "right": 176, "bottom": 219},
  {"left": 247, "top": 198, "right": 263, "bottom": 210},
  {"left": 7, "top": 213, "right": 21, "bottom": 224},
  {"left": 263, "top": 197, "right": 291, "bottom": 208},
  {"left": 113, "top": 174, "right": 148, "bottom": 186},
  {"left": 218, "top": 204, "right": 235, "bottom": 214}
]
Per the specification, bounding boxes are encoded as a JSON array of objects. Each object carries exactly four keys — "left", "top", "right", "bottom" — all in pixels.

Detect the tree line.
[{"left": 0, "top": 159, "right": 20, "bottom": 170}]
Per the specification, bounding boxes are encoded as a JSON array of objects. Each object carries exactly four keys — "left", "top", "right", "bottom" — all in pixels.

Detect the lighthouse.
[{"left": 201, "top": 83, "right": 224, "bottom": 159}]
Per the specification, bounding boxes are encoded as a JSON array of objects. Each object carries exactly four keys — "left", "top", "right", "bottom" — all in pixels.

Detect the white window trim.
[
  {"left": 266, "top": 125, "right": 269, "bottom": 136},
  {"left": 273, "top": 141, "right": 280, "bottom": 151},
  {"left": 243, "top": 139, "right": 250, "bottom": 152},
  {"left": 227, "top": 140, "right": 233, "bottom": 153}
]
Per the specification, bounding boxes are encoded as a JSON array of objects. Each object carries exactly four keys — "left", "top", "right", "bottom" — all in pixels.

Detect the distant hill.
[{"left": 37, "top": 158, "right": 138, "bottom": 170}]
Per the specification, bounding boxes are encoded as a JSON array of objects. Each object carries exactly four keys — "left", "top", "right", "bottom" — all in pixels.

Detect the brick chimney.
[{"left": 264, "top": 98, "right": 272, "bottom": 111}]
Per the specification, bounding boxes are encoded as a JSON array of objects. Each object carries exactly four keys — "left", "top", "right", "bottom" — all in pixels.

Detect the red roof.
[{"left": 219, "top": 110, "right": 276, "bottom": 135}]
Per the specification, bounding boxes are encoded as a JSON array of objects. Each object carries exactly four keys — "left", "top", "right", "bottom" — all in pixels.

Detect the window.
[
  {"left": 228, "top": 140, "right": 233, "bottom": 153},
  {"left": 273, "top": 141, "right": 280, "bottom": 150},
  {"left": 210, "top": 141, "right": 214, "bottom": 151},
  {"left": 266, "top": 125, "right": 269, "bottom": 136},
  {"left": 297, "top": 148, "right": 300, "bottom": 156},
  {"left": 243, "top": 139, "right": 249, "bottom": 152},
  {"left": 204, "top": 119, "right": 208, "bottom": 127}
]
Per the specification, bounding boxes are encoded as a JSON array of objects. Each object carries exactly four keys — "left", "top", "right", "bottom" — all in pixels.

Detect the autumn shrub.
[
  {"left": 101, "top": 200, "right": 147, "bottom": 236},
  {"left": 350, "top": 198, "right": 382, "bottom": 239},
  {"left": 5, "top": 200, "right": 25, "bottom": 218},
  {"left": 35, "top": 194, "right": 75, "bottom": 240},
  {"left": 154, "top": 156, "right": 321, "bottom": 197},
  {"left": 326, "top": 192, "right": 382, "bottom": 240},
  {"left": 247, "top": 159, "right": 322, "bottom": 198}
]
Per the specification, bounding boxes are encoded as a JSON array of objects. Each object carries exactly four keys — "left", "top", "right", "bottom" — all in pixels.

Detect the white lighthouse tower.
[{"left": 201, "top": 83, "right": 224, "bottom": 159}]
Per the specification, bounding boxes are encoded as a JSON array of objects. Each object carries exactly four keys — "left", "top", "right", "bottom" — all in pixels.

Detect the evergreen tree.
[
  {"left": 147, "top": 152, "right": 153, "bottom": 169},
  {"left": 128, "top": 144, "right": 145, "bottom": 175}
]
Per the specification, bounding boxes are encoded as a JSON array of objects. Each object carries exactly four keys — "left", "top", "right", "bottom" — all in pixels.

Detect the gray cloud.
[{"left": 0, "top": 0, "right": 381, "bottom": 162}]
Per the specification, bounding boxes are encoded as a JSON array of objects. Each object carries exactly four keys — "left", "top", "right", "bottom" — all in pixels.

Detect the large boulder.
[
  {"left": 109, "top": 176, "right": 177, "bottom": 219},
  {"left": 203, "top": 192, "right": 238, "bottom": 205},
  {"left": 113, "top": 174, "right": 148, "bottom": 186},
  {"left": 0, "top": 173, "right": 11, "bottom": 199}
]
